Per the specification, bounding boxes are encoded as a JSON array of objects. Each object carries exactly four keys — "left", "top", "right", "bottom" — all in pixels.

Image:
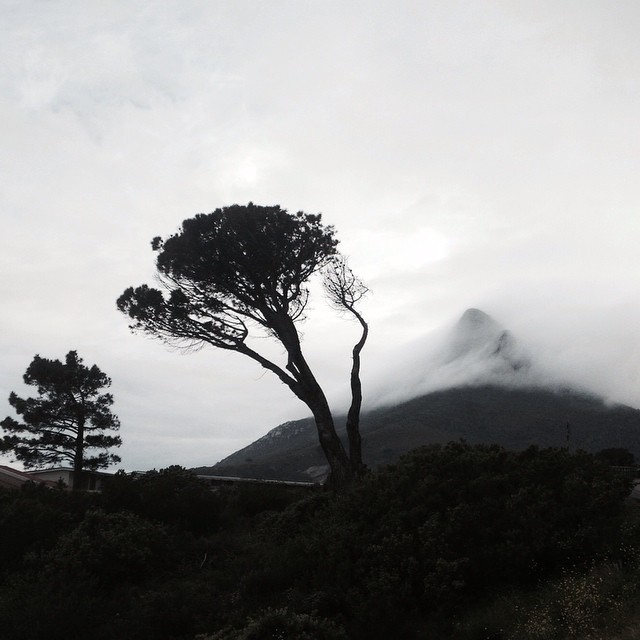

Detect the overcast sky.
[{"left": 2, "top": 1, "right": 639, "bottom": 471}]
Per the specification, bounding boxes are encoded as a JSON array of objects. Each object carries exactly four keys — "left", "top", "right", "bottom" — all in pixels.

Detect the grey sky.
[{"left": 1, "top": 1, "right": 639, "bottom": 470}]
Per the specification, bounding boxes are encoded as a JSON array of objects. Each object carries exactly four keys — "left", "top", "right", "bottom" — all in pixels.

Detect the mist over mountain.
[
  {"left": 195, "top": 309, "right": 640, "bottom": 482},
  {"left": 436, "top": 307, "right": 531, "bottom": 375},
  {"left": 368, "top": 307, "right": 536, "bottom": 408}
]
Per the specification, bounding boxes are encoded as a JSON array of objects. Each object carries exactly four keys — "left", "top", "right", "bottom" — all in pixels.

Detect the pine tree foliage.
[{"left": 0, "top": 351, "right": 121, "bottom": 487}]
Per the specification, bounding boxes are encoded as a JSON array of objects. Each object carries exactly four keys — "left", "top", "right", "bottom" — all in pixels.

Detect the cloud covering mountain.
[
  {"left": 364, "top": 304, "right": 640, "bottom": 414},
  {"left": 367, "top": 308, "right": 534, "bottom": 408}
]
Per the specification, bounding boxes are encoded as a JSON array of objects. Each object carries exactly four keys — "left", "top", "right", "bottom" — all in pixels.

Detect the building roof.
[
  {"left": 28, "top": 467, "right": 114, "bottom": 477},
  {"left": 0, "top": 465, "right": 57, "bottom": 489}
]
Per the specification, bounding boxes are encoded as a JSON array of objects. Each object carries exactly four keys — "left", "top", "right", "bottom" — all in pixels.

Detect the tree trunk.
[
  {"left": 72, "top": 418, "right": 85, "bottom": 491},
  {"left": 274, "top": 313, "right": 354, "bottom": 488},
  {"left": 345, "top": 405, "right": 363, "bottom": 475},
  {"left": 345, "top": 310, "right": 368, "bottom": 477},
  {"left": 309, "top": 394, "right": 354, "bottom": 489}
]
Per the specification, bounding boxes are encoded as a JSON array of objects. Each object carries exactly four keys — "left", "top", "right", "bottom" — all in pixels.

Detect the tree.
[
  {"left": 322, "top": 255, "right": 369, "bottom": 474},
  {"left": 117, "top": 203, "right": 368, "bottom": 487},
  {"left": 0, "top": 351, "right": 122, "bottom": 490}
]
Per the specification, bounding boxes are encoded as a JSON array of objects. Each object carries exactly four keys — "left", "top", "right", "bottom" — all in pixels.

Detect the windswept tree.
[
  {"left": 117, "top": 203, "right": 369, "bottom": 487},
  {"left": 0, "top": 351, "right": 122, "bottom": 490}
]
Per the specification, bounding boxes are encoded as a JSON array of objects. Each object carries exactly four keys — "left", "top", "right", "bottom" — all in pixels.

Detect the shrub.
[
  {"left": 198, "top": 608, "right": 349, "bottom": 640},
  {"left": 248, "top": 443, "right": 632, "bottom": 638},
  {"left": 0, "top": 483, "right": 98, "bottom": 574},
  {"left": 46, "top": 508, "right": 174, "bottom": 588},
  {"left": 101, "top": 466, "right": 221, "bottom": 534}
]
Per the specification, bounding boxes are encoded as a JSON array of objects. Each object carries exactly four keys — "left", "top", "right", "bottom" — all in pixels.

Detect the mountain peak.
[
  {"left": 441, "top": 308, "right": 530, "bottom": 374},
  {"left": 445, "top": 308, "right": 503, "bottom": 361},
  {"left": 458, "top": 308, "right": 499, "bottom": 328}
]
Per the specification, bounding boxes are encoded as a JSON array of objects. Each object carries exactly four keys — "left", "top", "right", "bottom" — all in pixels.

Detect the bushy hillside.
[{"left": 1, "top": 446, "right": 639, "bottom": 639}]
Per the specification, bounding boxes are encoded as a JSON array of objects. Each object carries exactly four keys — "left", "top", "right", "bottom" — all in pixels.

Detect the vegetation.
[
  {"left": 117, "top": 203, "right": 368, "bottom": 487},
  {"left": 0, "top": 350, "right": 121, "bottom": 490},
  {"left": 1, "top": 443, "right": 639, "bottom": 639}
]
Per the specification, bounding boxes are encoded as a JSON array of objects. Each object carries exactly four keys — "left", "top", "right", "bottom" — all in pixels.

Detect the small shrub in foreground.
[{"left": 197, "top": 607, "right": 349, "bottom": 640}]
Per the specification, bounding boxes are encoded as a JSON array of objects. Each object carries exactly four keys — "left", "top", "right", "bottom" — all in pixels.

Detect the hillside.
[
  {"left": 194, "top": 385, "right": 640, "bottom": 482},
  {"left": 194, "top": 308, "right": 640, "bottom": 482}
]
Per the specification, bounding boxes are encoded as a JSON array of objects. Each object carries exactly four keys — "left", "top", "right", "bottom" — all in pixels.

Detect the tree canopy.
[
  {"left": 0, "top": 350, "right": 121, "bottom": 490},
  {"left": 117, "top": 203, "right": 368, "bottom": 486}
]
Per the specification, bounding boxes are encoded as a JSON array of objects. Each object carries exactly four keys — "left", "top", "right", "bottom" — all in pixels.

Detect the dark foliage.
[
  {"left": 101, "top": 466, "right": 222, "bottom": 534},
  {"left": 0, "top": 483, "right": 99, "bottom": 573},
  {"left": 202, "top": 607, "right": 349, "bottom": 640},
  {"left": 596, "top": 447, "right": 636, "bottom": 467},
  {"left": 117, "top": 204, "right": 339, "bottom": 349},
  {"left": 0, "top": 446, "right": 632, "bottom": 640},
  {"left": 0, "top": 509, "right": 174, "bottom": 640},
  {"left": 45, "top": 509, "right": 174, "bottom": 588},
  {"left": 236, "top": 443, "right": 631, "bottom": 638}
]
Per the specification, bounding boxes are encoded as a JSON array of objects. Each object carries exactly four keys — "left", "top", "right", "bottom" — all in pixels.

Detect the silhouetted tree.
[
  {"left": 117, "top": 203, "right": 368, "bottom": 487},
  {"left": 0, "top": 351, "right": 121, "bottom": 490}
]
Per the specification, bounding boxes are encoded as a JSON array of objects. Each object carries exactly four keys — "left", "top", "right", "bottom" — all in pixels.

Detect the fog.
[{"left": 359, "top": 302, "right": 640, "bottom": 413}]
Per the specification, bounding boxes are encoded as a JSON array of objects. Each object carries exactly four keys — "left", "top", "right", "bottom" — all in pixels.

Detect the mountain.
[
  {"left": 441, "top": 307, "right": 530, "bottom": 372},
  {"left": 195, "top": 386, "right": 640, "bottom": 482},
  {"left": 193, "top": 309, "right": 640, "bottom": 482}
]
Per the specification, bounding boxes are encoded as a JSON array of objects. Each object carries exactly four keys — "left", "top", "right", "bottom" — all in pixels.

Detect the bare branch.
[{"left": 322, "top": 255, "right": 369, "bottom": 312}]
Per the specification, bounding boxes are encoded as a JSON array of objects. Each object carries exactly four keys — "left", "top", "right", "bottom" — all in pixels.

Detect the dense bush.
[
  {"left": 596, "top": 447, "right": 637, "bottom": 467},
  {"left": 0, "top": 483, "right": 98, "bottom": 574},
  {"left": 46, "top": 509, "right": 174, "bottom": 588},
  {"left": 200, "top": 608, "right": 349, "bottom": 640},
  {"left": 239, "top": 443, "right": 632, "bottom": 638},
  {"left": 216, "top": 482, "right": 313, "bottom": 524},
  {"left": 0, "top": 509, "right": 175, "bottom": 640},
  {"left": 0, "top": 446, "right": 633, "bottom": 640},
  {"left": 101, "top": 466, "right": 222, "bottom": 534}
]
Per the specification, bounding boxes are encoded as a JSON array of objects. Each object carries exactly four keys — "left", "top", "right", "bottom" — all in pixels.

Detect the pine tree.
[{"left": 1, "top": 351, "right": 121, "bottom": 490}]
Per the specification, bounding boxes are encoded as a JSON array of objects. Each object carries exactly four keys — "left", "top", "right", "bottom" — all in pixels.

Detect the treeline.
[{"left": 1, "top": 444, "right": 640, "bottom": 639}]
